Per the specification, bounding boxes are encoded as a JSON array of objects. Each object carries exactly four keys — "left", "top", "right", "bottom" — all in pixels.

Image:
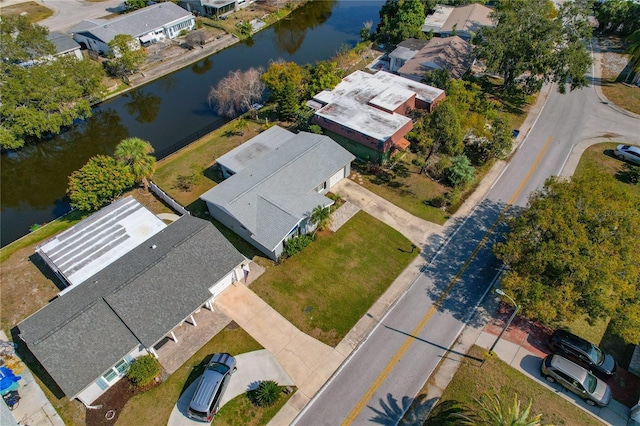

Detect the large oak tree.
[
  {"left": 473, "top": 0, "right": 592, "bottom": 94},
  {"left": 494, "top": 170, "right": 640, "bottom": 342},
  {"left": 0, "top": 16, "right": 105, "bottom": 149}
]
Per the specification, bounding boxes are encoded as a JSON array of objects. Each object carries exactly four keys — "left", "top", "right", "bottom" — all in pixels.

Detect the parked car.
[
  {"left": 614, "top": 144, "right": 640, "bottom": 165},
  {"left": 187, "top": 353, "right": 237, "bottom": 422},
  {"left": 549, "top": 329, "right": 616, "bottom": 378},
  {"left": 541, "top": 354, "right": 612, "bottom": 407}
]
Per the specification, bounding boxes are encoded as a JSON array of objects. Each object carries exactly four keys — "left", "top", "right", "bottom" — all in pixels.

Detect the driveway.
[
  {"left": 39, "top": 0, "right": 126, "bottom": 32},
  {"left": 167, "top": 350, "right": 293, "bottom": 426}
]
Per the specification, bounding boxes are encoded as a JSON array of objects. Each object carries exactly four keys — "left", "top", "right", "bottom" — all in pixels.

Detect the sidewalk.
[
  {"left": 475, "top": 329, "right": 631, "bottom": 426},
  {"left": 0, "top": 331, "right": 64, "bottom": 426}
]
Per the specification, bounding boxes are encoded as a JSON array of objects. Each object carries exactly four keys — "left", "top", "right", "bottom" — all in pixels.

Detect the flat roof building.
[{"left": 310, "top": 70, "right": 445, "bottom": 162}]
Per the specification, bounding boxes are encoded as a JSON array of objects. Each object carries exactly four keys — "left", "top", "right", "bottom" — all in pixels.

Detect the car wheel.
[
  {"left": 617, "top": 154, "right": 625, "bottom": 160},
  {"left": 545, "top": 375, "right": 556, "bottom": 383},
  {"left": 585, "top": 399, "right": 596, "bottom": 406}
]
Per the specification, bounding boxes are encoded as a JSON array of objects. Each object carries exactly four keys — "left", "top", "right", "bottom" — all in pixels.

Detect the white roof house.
[
  {"left": 310, "top": 70, "right": 445, "bottom": 161},
  {"left": 71, "top": 2, "right": 195, "bottom": 54},
  {"left": 201, "top": 127, "right": 354, "bottom": 260},
  {"left": 36, "top": 196, "right": 167, "bottom": 293}
]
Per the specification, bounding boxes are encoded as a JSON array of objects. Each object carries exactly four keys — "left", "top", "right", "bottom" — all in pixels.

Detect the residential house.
[
  {"left": 388, "top": 38, "right": 429, "bottom": 73},
  {"left": 422, "top": 3, "right": 493, "bottom": 40},
  {"left": 178, "top": 0, "right": 255, "bottom": 17},
  {"left": 396, "top": 36, "right": 475, "bottom": 81},
  {"left": 70, "top": 2, "right": 195, "bottom": 55},
  {"left": 18, "top": 198, "right": 246, "bottom": 405},
  {"left": 200, "top": 127, "right": 354, "bottom": 260},
  {"left": 309, "top": 70, "right": 445, "bottom": 162},
  {"left": 47, "top": 32, "right": 83, "bottom": 60}
]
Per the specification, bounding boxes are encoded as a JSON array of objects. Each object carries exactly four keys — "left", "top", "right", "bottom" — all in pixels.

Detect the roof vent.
[{"left": 151, "top": 244, "right": 157, "bottom": 249}]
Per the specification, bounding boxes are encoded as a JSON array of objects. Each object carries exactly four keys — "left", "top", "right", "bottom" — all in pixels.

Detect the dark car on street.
[{"left": 549, "top": 330, "right": 616, "bottom": 379}]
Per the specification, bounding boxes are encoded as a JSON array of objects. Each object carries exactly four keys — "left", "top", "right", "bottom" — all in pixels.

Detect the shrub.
[
  {"left": 445, "top": 155, "right": 475, "bottom": 187},
  {"left": 428, "top": 195, "right": 447, "bottom": 208},
  {"left": 283, "top": 234, "right": 313, "bottom": 258},
  {"left": 446, "top": 187, "right": 462, "bottom": 211},
  {"left": 428, "top": 156, "right": 451, "bottom": 180},
  {"left": 308, "top": 124, "right": 323, "bottom": 134},
  {"left": 249, "top": 380, "right": 281, "bottom": 407},
  {"left": 126, "top": 355, "right": 160, "bottom": 388}
]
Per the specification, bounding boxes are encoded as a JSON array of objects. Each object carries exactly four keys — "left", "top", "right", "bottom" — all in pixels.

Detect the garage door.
[
  {"left": 328, "top": 168, "right": 345, "bottom": 189},
  {"left": 208, "top": 271, "right": 234, "bottom": 298}
]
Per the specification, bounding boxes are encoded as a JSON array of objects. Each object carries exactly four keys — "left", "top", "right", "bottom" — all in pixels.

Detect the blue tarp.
[{"left": 0, "top": 367, "right": 21, "bottom": 395}]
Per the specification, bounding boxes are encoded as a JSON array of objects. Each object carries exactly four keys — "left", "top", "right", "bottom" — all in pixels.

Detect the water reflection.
[
  {"left": 192, "top": 57, "right": 213, "bottom": 75},
  {"left": 0, "top": 110, "right": 128, "bottom": 210},
  {"left": 0, "top": 0, "right": 385, "bottom": 246},
  {"left": 124, "top": 89, "right": 163, "bottom": 124},
  {"left": 273, "top": 0, "right": 335, "bottom": 55}
]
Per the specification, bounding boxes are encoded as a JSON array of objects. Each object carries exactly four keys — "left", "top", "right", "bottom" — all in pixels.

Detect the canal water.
[{"left": 0, "top": 0, "right": 384, "bottom": 247}]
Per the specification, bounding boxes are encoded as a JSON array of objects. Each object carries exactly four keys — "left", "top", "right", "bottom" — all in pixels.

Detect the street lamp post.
[{"left": 488, "top": 289, "right": 521, "bottom": 355}]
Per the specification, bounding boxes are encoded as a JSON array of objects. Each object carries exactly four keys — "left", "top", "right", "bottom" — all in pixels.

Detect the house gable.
[{"left": 18, "top": 215, "right": 244, "bottom": 400}]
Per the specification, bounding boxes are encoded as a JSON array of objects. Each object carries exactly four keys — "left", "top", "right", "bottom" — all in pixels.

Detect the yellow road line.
[{"left": 342, "top": 136, "right": 554, "bottom": 425}]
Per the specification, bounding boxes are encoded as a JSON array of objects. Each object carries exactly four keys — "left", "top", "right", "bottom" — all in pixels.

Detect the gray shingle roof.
[
  {"left": 216, "top": 126, "right": 296, "bottom": 175},
  {"left": 46, "top": 32, "right": 81, "bottom": 55},
  {"left": 18, "top": 215, "right": 244, "bottom": 398},
  {"left": 73, "top": 2, "right": 193, "bottom": 44},
  {"left": 201, "top": 130, "right": 355, "bottom": 251}
]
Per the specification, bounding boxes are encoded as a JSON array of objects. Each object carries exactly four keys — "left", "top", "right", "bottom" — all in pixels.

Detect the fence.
[
  {"left": 154, "top": 116, "right": 230, "bottom": 160},
  {"left": 149, "top": 181, "right": 190, "bottom": 216}
]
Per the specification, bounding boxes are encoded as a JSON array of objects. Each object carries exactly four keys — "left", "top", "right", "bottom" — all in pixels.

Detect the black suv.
[{"left": 549, "top": 330, "right": 616, "bottom": 379}]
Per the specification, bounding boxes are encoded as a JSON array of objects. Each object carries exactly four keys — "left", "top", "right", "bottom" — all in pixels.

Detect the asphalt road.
[
  {"left": 295, "top": 64, "right": 639, "bottom": 424},
  {"left": 39, "top": 0, "right": 125, "bottom": 32}
]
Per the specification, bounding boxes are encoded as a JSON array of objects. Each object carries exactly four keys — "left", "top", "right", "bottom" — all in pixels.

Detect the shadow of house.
[{"left": 17, "top": 202, "right": 246, "bottom": 407}]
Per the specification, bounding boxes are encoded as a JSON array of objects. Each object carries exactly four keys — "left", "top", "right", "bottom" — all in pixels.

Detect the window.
[
  {"left": 316, "top": 182, "right": 327, "bottom": 192},
  {"left": 103, "top": 369, "right": 118, "bottom": 383},
  {"left": 102, "top": 358, "right": 131, "bottom": 383}
]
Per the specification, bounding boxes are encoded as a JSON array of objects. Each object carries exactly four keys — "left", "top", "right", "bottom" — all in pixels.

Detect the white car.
[{"left": 614, "top": 144, "right": 640, "bottom": 165}]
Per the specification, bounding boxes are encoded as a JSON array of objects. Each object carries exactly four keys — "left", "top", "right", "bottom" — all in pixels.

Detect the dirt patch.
[{"left": 84, "top": 377, "right": 154, "bottom": 426}]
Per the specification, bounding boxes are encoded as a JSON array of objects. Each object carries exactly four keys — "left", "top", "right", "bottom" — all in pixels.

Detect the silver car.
[
  {"left": 541, "top": 354, "right": 612, "bottom": 407},
  {"left": 187, "top": 353, "right": 237, "bottom": 422},
  {"left": 614, "top": 144, "right": 640, "bottom": 165}
]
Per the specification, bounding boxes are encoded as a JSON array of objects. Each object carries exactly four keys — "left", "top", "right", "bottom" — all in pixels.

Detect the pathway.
[
  {"left": 167, "top": 350, "right": 293, "bottom": 426},
  {"left": 213, "top": 283, "right": 347, "bottom": 425}
]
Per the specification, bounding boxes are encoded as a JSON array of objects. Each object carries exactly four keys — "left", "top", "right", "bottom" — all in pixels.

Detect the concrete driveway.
[
  {"left": 331, "top": 178, "right": 446, "bottom": 248},
  {"left": 167, "top": 350, "right": 293, "bottom": 426}
]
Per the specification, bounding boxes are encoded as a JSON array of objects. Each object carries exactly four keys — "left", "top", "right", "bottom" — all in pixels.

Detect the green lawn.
[
  {"left": 153, "top": 119, "right": 266, "bottom": 208},
  {"left": 251, "top": 211, "right": 418, "bottom": 347},
  {"left": 214, "top": 386, "right": 296, "bottom": 426},
  {"left": 354, "top": 152, "right": 495, "bottom": 225},
  {"left": 117, "top": 327, "right": 262, "bottom": 426},
  {"left": 426, "top": 345, "right": 603, "bottom": 425}
]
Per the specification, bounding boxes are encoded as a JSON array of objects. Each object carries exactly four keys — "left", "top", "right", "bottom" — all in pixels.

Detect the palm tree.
[
  {"left": 114, "top": 137, "right": 156, "bottom": 192},
  {"left": 456, "top": 393, "right": 550, "bottom": 426},
  {"left": 625, "top": 30, "right": 640, "bottom": 83},
  {"left": 310, "top": 205, "right": 332, "bottom": 235}
]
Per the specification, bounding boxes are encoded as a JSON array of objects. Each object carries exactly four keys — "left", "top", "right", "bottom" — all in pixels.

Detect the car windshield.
[
  {"left": 207, "top": 363, "right": 230, "bottom": 374},
  {"left": 585, "top": 372, "right": 598, "bottom": 393},
  {"left": 590, "top": 346, "right": 604, "bottom": 365}
]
